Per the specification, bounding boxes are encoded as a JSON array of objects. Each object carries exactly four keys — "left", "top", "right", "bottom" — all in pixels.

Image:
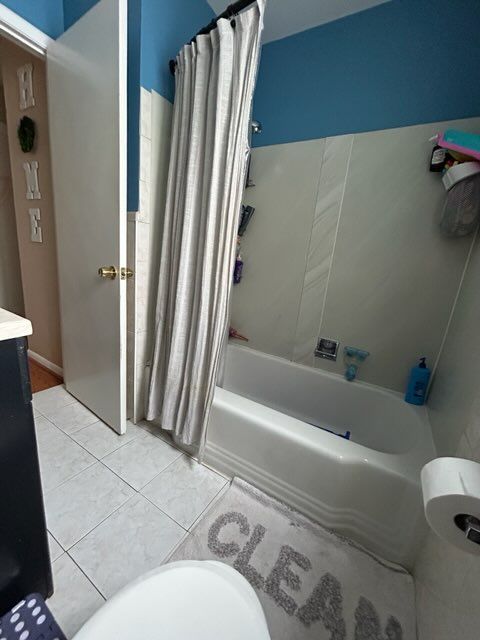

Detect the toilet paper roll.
[{"left": 421, "top": 457, "right": 480, "bottom": 555}]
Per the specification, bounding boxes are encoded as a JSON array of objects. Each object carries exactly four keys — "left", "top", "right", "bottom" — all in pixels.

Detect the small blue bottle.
[{"left": 405, "top": 357, "right": 431, "bottom": 405}]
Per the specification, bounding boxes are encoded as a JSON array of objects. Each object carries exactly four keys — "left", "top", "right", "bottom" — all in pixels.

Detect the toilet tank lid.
[{"left": 72, "top": 561, "right": 271, "bottom": 640}]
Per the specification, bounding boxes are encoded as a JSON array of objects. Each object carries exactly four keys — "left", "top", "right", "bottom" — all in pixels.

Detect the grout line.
[
  {"left": 65, "top": 553, "right": 107, "bottom": 601},
  {"left": 292, "top": 140, "right": 327, "bottom": 362},
  {"left": 315, "top": 135, "right": 354, "bottom": 343},
  {"left": 137, "top": 419, "right": 231, "bottom": 482},
  {"left": 38, "top": 394, "right": 230, "bottom": 562},
  {"left": 61, "top": 490, "right": 136, "bottom": 554},
  {"left": 140, "top": 492, "right": 189, "bottom": 532},
  {"left": 42, "top": 460, "right": 98, "bottom": 497},
  {"left": 187, "top": 480, "right": 231, "bottom": 532},
  {"left": 192, "top": 457, "right": 231, "bottom": 482},
  {"left": 47, "top": 530, "right": 65, "bottom": 554},
  {"left": 98, "top": 445, "right": 183, "bottom": 493}
]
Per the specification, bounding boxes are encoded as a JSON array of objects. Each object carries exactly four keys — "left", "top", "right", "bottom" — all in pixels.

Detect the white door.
[{"left": 47, "top": 0, "right": 127, "bottom": 433}]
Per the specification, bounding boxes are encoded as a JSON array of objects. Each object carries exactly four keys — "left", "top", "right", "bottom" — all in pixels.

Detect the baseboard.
[{"left": 27, "top": 350, "right": 63, "bottom": 378}]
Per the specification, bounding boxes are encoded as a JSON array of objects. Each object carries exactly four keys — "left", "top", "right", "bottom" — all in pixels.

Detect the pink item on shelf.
[{"left": 436, "top": 129, "right": 480, "bottom": 161}]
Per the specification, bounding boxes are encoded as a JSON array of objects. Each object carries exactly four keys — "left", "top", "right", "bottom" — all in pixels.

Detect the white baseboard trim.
[{"left": 28, "top": 349, "right": 63, "bottom": 377}]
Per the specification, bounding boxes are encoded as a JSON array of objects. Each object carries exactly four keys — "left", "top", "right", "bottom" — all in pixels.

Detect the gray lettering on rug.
[
  {"left": 385, "top": 616, "right": 403, "bottom": 640},
  {"left": 264, "top": 544, "right": 312, "bottom": 616},
  {"left": 207, "top": 512, "right": 250, "bottom": 557},
  {"left": 296, "top": 572, "right": 346, "bottom": 640},
  {"left": 354, "top": 596, "right": 403, "bottom": 640},
  {"left": 233, "top": 523, "right": 267, "bottom": 589}
]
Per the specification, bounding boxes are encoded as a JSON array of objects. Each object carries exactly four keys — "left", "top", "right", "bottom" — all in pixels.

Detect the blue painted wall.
[
  {"left": 140, "top": 0, "right": 214, "bottom": 102},
  {"left": 253, "top": 0, "right": 480, "bottom": 147},
  {"left": 63, "top": 0, "right": 141, "bottom": 212},
  {"left": 1, "top": 0, "right": 64, "bottom": 38},
  {"left": 63, "top": 0, "right": 96, "bottom": 29},
  {"left": 127, "top": 0, "right": 141, "bottom": 212},
  {"left": 61, "top": 0, "right": 214, "bottom": 208}
]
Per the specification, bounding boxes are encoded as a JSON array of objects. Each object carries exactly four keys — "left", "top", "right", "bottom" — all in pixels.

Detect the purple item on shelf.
[
  {"left": 0, "top": 593, "right": 66, "bottom": 640},
  {"left": 233, "top": 256, "right": 243, "bottom": 284}
]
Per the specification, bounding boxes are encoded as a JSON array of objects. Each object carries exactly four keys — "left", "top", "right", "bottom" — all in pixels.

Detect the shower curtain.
[{"left": 145, "top": 0, "right": 265, "bottom": 450}]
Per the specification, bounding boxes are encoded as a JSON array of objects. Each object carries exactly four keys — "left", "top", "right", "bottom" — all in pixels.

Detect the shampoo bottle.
[
  {"left": 405, "top": 357, "right": 431, "bottom": 405},
  {"left": 233, "top": 253, "right": 243, "bottom": 284}
]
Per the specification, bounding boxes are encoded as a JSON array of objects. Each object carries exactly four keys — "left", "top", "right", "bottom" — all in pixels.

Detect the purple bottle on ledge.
[{"left": 233, "top": 253, "right": 243, "bottom": 284}]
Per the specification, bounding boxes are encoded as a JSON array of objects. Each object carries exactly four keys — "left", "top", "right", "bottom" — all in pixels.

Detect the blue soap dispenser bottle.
[{"left": 405, "top": 357, "right": 431, "bottom": 405}]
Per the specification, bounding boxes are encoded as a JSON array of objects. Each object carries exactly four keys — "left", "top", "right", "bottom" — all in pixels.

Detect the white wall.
[
  {"left": 231, "top": 116, "right": 480, "bottom": 392},
  {"left": 0, "top": 120, "right": 24, "bottom": 315},
  {"left": 127, "top": 88, "right": 172, "bottom": 421},
  {"left": 230, "top": 139, "right": 325, "bottom": 360},
  {"left": 427, "top": 230, "right": 480, "bottom": 455},
  {"left": 414, "top": 231, "right": 480, "bottom": 638}
]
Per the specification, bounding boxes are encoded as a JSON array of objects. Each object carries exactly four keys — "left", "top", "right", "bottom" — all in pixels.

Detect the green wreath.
[{"left": 17, "top": 116, "right": 36, "bottom": 153}]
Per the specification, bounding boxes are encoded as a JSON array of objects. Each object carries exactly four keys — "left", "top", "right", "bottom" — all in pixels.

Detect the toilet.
[{"left": 72, "top": 561, "right": 271, "bottom": 639}]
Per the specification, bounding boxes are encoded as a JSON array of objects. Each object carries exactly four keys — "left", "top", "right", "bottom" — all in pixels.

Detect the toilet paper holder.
[
  {"left": 421, "top": 457, "right": 480, "bottom": 555},
  {"left": 455, "top": 514, "right": 480, "bottom": 545}
]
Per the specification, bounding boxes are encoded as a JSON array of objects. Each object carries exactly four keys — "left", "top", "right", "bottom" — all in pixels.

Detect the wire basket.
[{"left": 440, "top": 166, "right": 480, "bottom": 237}]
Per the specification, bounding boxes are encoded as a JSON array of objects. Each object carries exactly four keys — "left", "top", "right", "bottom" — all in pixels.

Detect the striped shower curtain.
[{"left": 146, "top": 1, "right": 265, "bottom": 451}]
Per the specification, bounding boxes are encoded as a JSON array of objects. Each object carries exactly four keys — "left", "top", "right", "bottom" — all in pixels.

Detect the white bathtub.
[{"left": 205, "top": 345, "right": 436, "bottom": 569}]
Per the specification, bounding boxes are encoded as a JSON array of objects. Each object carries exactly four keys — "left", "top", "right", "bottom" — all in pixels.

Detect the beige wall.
[
  {"left": 0, "top": 84, "right": 6, "bottom": 121},
  {"left": 0, "top": 103, "right": 24, "bottom": 315},
  {"left": 1, "top": 38, "right": 62, "bottom": 367}
]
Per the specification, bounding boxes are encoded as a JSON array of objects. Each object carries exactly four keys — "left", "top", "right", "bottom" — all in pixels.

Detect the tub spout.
[
  {"left": 343, "top": 346, "right": 370, "bottom": 382},
  {"left": 345, "top": 364, "right": 358, "bottom": 382}
]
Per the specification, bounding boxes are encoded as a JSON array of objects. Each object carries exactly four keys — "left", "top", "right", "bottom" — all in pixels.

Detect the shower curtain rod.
[{"left": 169, "top": 0, "right": 257, "bottom": 75}]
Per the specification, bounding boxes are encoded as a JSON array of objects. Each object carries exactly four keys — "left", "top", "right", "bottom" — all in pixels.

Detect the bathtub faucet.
[{"left": 343, "top": 347, "right": 370, "bottom": 382}]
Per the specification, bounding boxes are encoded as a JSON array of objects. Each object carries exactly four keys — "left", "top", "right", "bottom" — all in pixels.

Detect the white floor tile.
[
  {"left": 48, "top": 553, "right": 104, "bottom": 639},
  {"left": 48, "top": 532, "right": 63, "bottom": 562},
  {"left": 70, "top": 494, "right": 186, "bottom": 598},
  {"left": 141, "top": 455, "right": 227, "bottom": 529},
  {"left": 32, "top": 385, "right": 76, "bottom": 415},
  {"left": 42, "top": 400, "right": 100, "bottom": 435},
  {"left": 36, "top": 419, "right": 96, "bottom": 493},
  {"left": 71, "top": 420, "right": 146, "bottom": 459},
  {"left": 102, "top": 431, "right": 182, "bottom": 490},
  {"left": 34, "top": 414, "right": 55, "bottom": 437},
  {"left": 45, "top": 462, "right": 135, "bottom": 549}
]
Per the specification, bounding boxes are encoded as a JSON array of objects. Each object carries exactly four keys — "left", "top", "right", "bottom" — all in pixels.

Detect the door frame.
[{"left": 0, "top": 3, "right": 53, "bottom": 58}]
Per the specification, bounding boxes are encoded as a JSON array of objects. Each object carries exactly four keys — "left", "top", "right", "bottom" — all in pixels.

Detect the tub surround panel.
[
  {"left": 293, "top": 134, "right": 353, "bottom": 366},
  {"left": 230, "top": 139, "right": 325, "bottom": 360},
  {"left": 427, "top": 231, "right": 480, "bottom": 456},
  {"left": 319, "top": 118, "right": 479, "bottom": 391},
  {"left": 232, "top": 116, "right": 480, "bottom": 392}
]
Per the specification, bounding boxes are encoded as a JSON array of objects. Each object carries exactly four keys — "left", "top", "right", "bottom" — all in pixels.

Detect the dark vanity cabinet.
[{"left": 0, "top": 336, "right": 52, "bottom": 613}]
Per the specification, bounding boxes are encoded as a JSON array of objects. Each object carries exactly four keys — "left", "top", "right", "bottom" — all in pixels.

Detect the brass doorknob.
[
  {"left": 121, "top": 267, "right": 134, "bottom": 280},
  {"left": 98, "top": 266, "right": 118, "bottom": 280}
]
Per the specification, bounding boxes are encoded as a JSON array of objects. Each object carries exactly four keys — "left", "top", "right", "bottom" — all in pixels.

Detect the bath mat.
[{"left": 168, "top": 478, "right": 416, "bottom": 640}]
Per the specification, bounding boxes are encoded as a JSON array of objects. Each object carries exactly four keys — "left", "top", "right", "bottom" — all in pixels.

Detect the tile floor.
[{"left": 33, "top": 385, "right": 229, "bottom": 638}]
